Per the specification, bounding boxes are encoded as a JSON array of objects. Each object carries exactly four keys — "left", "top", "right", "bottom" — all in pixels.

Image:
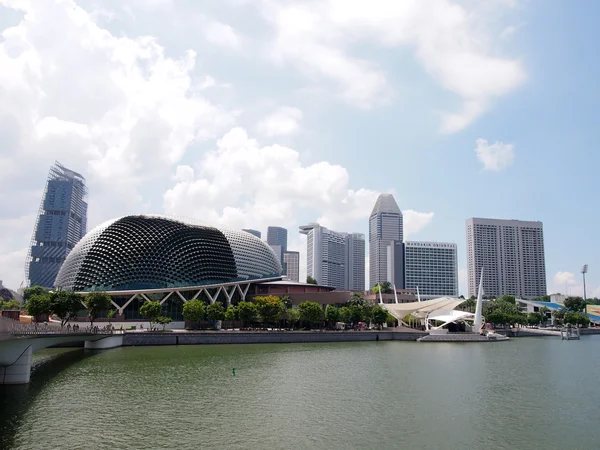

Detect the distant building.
[
  {"left": 404, "top": 241, "right": 458, "bottom": 298},
  {"left": 242, "top": 229, "right": 261, "bottom": 239},
  {"left": 387, "top": 241, "right": 405, "bottom": 289},
  {"left": 283, "top": 251, "right": 300, "bottom": 282},
  {"left": 369, "top": 194, "right": 403, "bottom": 289},
  {"left": 466, "top": 218, "right": 547, "bottom": 299},
  {"left": 346, "top": 233, "right": 365, "bottom": 291},
  {"left": 26, "top": 162, "right": 88, "bottom": 288},
  {"left": 267, "top": 226, "right": 287, "bottom": 268}
]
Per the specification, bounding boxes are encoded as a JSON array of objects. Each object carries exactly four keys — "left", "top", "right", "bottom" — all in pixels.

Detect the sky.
[{"left": 0, "top": 0, "right": 598, "bottom": 297}]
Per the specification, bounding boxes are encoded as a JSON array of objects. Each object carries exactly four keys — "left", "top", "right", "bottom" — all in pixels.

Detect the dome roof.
[{"left": 54, "top": 215, "right": 282, "bottom": 292}]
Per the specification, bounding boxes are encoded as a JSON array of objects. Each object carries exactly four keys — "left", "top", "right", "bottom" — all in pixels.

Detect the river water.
[{"left": 1, "top": 337, "right": 599, "bottom": 450}]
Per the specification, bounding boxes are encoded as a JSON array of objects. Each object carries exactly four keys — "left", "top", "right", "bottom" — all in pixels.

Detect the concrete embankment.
[{"left": 122, "top": 330, "right": 427, "bottom": 346}]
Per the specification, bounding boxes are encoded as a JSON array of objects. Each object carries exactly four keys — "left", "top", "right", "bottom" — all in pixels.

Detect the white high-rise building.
[
  {"left": 369, "top": 194, "right": 403, "bottom": 289},
  {"left": 300, "top": 223, "right": 346, "bottom": 289},
  {"left": 404, "top": 241, "right": 458, "bottom": 298},
  {"left": 283, "top": 251, "right": 300, "bottom": 282},
  {"left": 346, "top": 233, "right": 365, "bottom": 291},
  {"left": 466, "top": 218, "right": 547, "bottom": 299}
]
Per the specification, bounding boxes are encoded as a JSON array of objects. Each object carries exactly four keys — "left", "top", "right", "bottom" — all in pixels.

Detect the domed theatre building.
[{"left": 54, "top": 215, "right": 283, "bottom": 321}]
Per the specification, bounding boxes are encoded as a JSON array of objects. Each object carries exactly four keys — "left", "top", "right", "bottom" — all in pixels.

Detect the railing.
[{"left": 0, "top": 316, "right": 117, "bottom": 336}]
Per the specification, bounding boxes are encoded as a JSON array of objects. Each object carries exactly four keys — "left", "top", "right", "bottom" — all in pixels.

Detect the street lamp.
[{"left": 582, "top": 264, "right": 588, "bottom": 314}]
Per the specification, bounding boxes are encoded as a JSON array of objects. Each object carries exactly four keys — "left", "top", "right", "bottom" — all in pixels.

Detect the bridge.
[{"left": 0, "top": 316, "right": 123, "bottom": 384}]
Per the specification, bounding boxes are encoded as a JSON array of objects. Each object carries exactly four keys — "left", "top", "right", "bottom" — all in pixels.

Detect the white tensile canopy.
[{"left": 383, "top": 297, "right": 466, "bottom": 319}]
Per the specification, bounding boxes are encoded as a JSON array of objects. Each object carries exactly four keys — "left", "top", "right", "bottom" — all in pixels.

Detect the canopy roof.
[
  {"left": 383, "top": 297, "right": 465, "bottom": 319},
  {"left": 426, "top": 310, "right": 475, "bottom": 324}
]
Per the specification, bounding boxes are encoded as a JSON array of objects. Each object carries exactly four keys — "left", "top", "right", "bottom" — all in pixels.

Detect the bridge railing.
[{"left": 0, "top": 316, "right": 117, "bottom": 336}]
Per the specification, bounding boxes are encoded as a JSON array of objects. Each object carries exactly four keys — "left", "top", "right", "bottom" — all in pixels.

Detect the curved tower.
[{"left": 25, "top": 162, "right": 88, "bottom": 288}]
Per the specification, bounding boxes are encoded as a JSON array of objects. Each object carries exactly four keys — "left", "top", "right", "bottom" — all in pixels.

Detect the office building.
[
  {"left": 386, "top": 241, "right": 405, "bottom": 289},
  {"left": 283, "top": 251, "right": 300, "bottom": 282},
  {"left": 404, "top": 241, "right": 458, "bottom": 298},
  {"left": 26, "top": 162, "right": 88, "bottom": 288},
  {"left": 267, "top": 226, "right": 287, "bottom": 265},
  {"left": 346, "top": 233, "right": 365, "bottom": 291},
  {"left": 369, "top": 193, "right": 403, "bottom": 288},
  {"left": 242, "top": 229, "right": 261, "bottom": 239},
  {"left": 300, "top": 223, "right": 347, "bottom": 290},
  {"left": 466, "top": 218, "right": 547, "bottom": 299}
]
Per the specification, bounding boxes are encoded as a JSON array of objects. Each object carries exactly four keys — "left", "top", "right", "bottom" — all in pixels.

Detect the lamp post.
[{"left": 582, "top": 264, "right": 588, "bottom": 314}]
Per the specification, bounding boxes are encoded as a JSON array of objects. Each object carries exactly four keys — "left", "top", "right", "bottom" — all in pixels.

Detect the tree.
[
  {"left": 325, "top": 305, "right": 340, "bottom": 327},
  {"left": 306, "top": 276, "right": 318, "bottom": 285},
  {"left": 286, "top": 308, "right": 300, "bottom": 329},
  {"left": 564, "top": 297, "right": 586, "bottom": 313},
  {"left": 564, "top": 311, "right": 588, "bottom": 327},
  {"left": 349, "top": 304, "right": 364, "bottom": 325},
  {"left": 538, "top": 306, "right": 550, "bottom": 325},
  {"left": 85, "top": 292, "right": 112, "bottom": 328},
  {"left": 483, "top": 298, "right": 526, "bottom": 326},
  {"left": 50, "top": 291, "right": 83, "bottom": 327},
  {"left": 527, "top": 312, "right": 544, "bottom": 326},
  {"left": 552, "top": 308, "right": 565, "bottom": 325},
  {"left": 183, "top": 300, "right": 205, "bottom": 328},
  {"left": 23, "top": 286, "right": 49, "bottom": 303},
  {"left": 253, "top": 295, "right": 284, "bottom": 328},
  {"left": 386, "top": 312, "right": 397, "bottom": 327},
  {"left": 25, "top": 294, "right": 51, "bottom": 321},
  {"left": 339, "top": 306, "right": 351, "bottom": 324},
  {"left": 155, "top": 316, "right": 172, "bottom": 331},
  {"left": 459, "top": 298, "right": 476, "bottom": 313},
  {"left": 362, "top": 302, "right": 375, "bottom": 324},
  {"left": 347, "top": 292, "right": 366, "bottom": 306},
  {"left": 139, "top": 300, "right": 162, "bottom": 330},
  {"left": 372, "top": 306, "right": 388, "bottom": 329},
  {"left": 497, "top": 294, "right": 516, "bottom": 305},
  {"left": 206, "top": 302, "right": 226, "bottom": 324},
  {"left": 298, "top": 301, "right": 324, "bottom": 328},
  {"left": 1, "top": 299, "right": 21, "bottom": 310},
  {"left": 280, "top": 295, "right": 292, "bottom": 309},
  {"left": 224, "top": 306, "right": 236, "bottom": 328},
  {"left": 237, "top": 301, "right": 258, "bottom": 328},
  {"left": 107, "top": 309, "right": 116, "bottom": 325}
]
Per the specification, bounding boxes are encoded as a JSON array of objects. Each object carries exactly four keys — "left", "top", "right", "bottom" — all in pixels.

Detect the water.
[{"left": 1, "top": 337, "right": 599, "bottom": 450}]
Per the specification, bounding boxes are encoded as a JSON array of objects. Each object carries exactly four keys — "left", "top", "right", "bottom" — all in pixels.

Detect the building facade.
[
  {"left": 300, "top": 223, "right": 347, "bottom": 290},
  {"left": 26, "top": 162, "right": 88, "bottom": 288},
  {"left": 345, "top": 233, "right": 365, "bottom": 291},
  {"left": 242, "top": 229, "right": 261, "bottom": 239},
  {"left": 369, "top": 193, "right": 403, "bottom": 289},
  {"left": 283, "top": 251, "right": 300, "bottom": 282},
  {"left": 466, "top": 218, "right": 547, "bottom": 299},
  {"left": 404, "top": 241, "right": 458, "bottom": 298},
  {"left": 386, "top": 241, "right": 405, "bottom": 289}
]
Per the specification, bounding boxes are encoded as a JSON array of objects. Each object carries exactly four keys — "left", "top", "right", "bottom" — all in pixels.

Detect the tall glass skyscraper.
[
  {"left": 26, "top": 162, "right": 88, "bottom": 288},
  {"left": 369, "top": 193, "right": 403, "bottom": 289}
]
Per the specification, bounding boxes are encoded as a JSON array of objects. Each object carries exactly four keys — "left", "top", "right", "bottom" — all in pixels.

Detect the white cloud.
[
  {"left": 475, "top": 138, "right": 515, "bottom": 171},
  {"left": 203, "top": 20, "right": 242, "bottom": 50},
  {"left": 403, "top": 210, "right": 435, "bottom": 237},
  {"left": 259, "top": 0, "right": 525, "bottom": 129},
  {"left": 554, "top": 271, "right": 577, "bottom": 286},
  {"left": 257, "top": 106, "right": 303, "bottom": 137}
]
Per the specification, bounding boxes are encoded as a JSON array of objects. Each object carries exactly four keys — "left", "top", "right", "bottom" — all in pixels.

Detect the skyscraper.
[
  {"left": 242, "top": 229, "right": 261, "bottom": 239},
  {"left": 283, "top": 251, "right": 300, "bottom": 282},
  {"left": 26, "top": 162, "right": 88, "bottom": 288},
  {"left": 346, "top": 233, "right": 365, "bottom": 291},
  {"left": 404, "top": 241, "right": 458, "bottom": 298},
  {"left": 466, "top": 218, "right": 547, "bottom": 299},
  {"left": 267, "top": 226, "right": 287, "bottom": 264},
  {"left": 300, "top": 223, "right": 347, "bottom": 289},
  {"left": 369, "top": 193, "right": 403, "bottom": 289}
]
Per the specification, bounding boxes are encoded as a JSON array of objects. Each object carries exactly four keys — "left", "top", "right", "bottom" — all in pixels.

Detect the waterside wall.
[{"left": 122, "top": 331, "right": 427, "bottom": 346}]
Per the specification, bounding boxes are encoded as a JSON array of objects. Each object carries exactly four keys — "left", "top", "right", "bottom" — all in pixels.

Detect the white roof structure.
[{"left": 383, "top": 297, "right": 465, "bottom": 319}]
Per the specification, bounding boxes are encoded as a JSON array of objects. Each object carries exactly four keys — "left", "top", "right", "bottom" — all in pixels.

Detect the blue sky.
[{"left": 0, "top": 0, "right": 598, "bottom": 297}]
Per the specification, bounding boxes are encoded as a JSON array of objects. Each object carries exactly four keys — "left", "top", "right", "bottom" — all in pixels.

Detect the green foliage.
[
  {"left": 372, "top": 306, "right": 388, "bottom": 328},
  {"left": 325, "top": 305, "right": 340, "bottom": 325},
  {"left": 564, "top": 311, "right": 588, "bottom": 327},
  {"left": 23, "top": 286, "right": 49, "bottom": 303},
  {"left": 85, "top": 292, "right": 112, "bottom": 327},
  {"left": 347, "top": 292, "right": 365, "bottom": 306},
  {"left": 527, "top": 312, "right": 544, "bottom": 325},
  {"left": 339, "top": 306, "right": 351, "bottom": 324},
  {"left": 224, "top": 305, "right": 236, "bottom": 324},
  {"left": 497, "top": 294, "right": 516, "bottom": 305},
  {"left": 459, "top": 298, "right": 476, "bottom": 312},
  {"left": 206, "top": 302, "right": 226, "bottom": 322},
  {"left": 237, "top": 301, "right": 258, "bottom": 326},
  {"left": 586, "top": 297, "right": 600, "bottom": 305},
  {"left": 280, "top": 295, "right": 292, "bottom": 309},
  {"left": 298, "top": 301, "right": 324, "bottom": 328},
  {"left": 107, "top": 309, "right": 116, "bottom": 324},
  {"left": 483, "top": 298, "right": 526, "bottom": 326},
  {"left": 0, "top": 299, "right": 21, "bottom": 310},
  {"left": 183, "top": 300, "right": 205, "bottom": 323},
  {"left": 564, "top": 297, "right": 586, "bottom": 313},
  {"left": 552, "top": 308, "right": 566, "bottom": 324},
  {"left": 306, "top": 276, "right": 318, "bottom": 285},
  {"left": 50, "top": 291, "right": 83, "bottom": 327},
  {"left": 362, "top": 302, "right": 374, "bottom": 322},
  {"left": 253, "top": 295, "right": 284, "bottom": 326},
  {"left": 155, "top": 316, "right": 172, "bottom": 330},
  {"left": 139, "top": 300, "right": 162, "bottom": 329},
  {"left": 349, "top": 304, "right": 364, "bottom": 324},
  {"left": 286, "top": 308, "right": 300, "bottom": 328},
  {"left": 25, "top": 294, "right": 52, "bottom": 321},
  {"left": 386, "top": 312, "right": 397, "bottom": 327}
]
